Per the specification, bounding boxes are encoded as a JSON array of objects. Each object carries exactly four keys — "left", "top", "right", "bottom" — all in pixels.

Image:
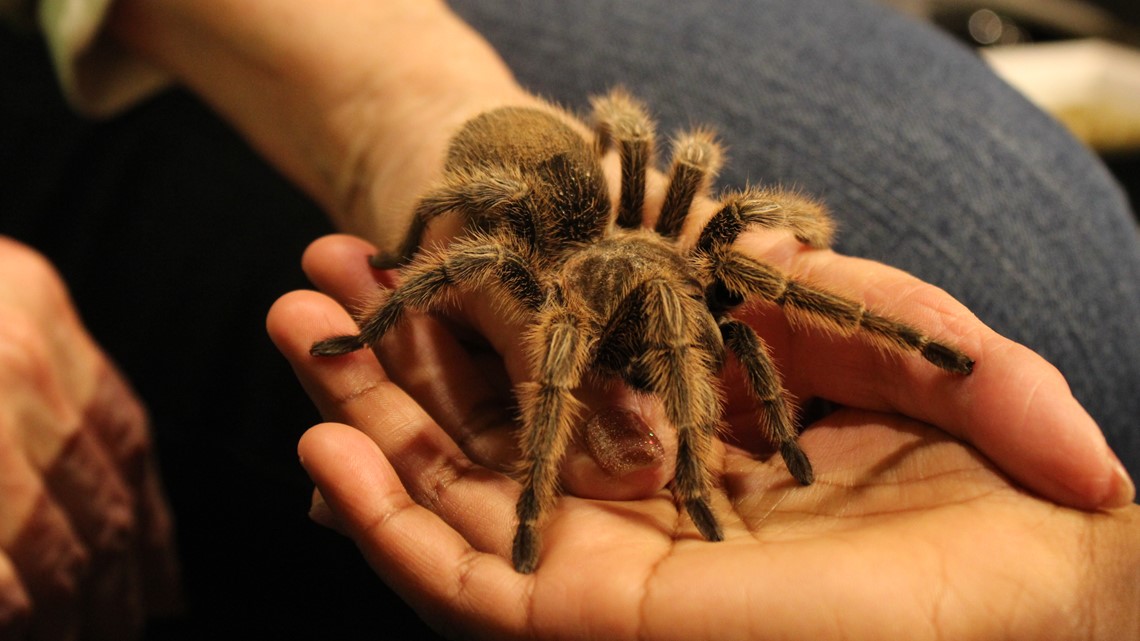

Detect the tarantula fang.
[{"left": 310, "top": 89, "right": 974, "bottom": 574}]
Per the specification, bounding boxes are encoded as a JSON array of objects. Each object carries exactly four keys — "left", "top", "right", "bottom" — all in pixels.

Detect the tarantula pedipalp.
[{"left": 311, "top": 89, "right": 974, "bottom": 574}]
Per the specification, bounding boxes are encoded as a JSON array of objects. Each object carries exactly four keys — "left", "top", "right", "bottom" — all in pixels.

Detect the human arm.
[{"left": 0, "top": 237, "right": 180, "bottom": 640}]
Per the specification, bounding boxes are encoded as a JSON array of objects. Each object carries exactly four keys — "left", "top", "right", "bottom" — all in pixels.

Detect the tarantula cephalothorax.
[{"left": 311, "top": 89, "right": 974, "bottom": 573}]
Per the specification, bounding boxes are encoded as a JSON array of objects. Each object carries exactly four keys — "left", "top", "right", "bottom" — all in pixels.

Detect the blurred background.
[{"left": 882, "top": 0, "right": 1140, "bottom": 213}]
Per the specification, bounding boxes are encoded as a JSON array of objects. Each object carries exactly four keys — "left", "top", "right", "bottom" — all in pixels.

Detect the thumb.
[{"left": 560, "top": 402, "right": 675, "bottom": 501}]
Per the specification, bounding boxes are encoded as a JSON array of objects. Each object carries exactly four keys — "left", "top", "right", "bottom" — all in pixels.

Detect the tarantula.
[{"left": 311, "top": 89, "right": 974, "bottom": 573}]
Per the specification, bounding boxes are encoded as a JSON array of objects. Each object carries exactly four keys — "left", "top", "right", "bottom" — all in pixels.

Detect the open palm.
[
  {"left": 268, "top": 235, "right": 1137, "bottom": 640},
  {"left": 298, "top": 414, "right": 1133, "bottom": 641}
]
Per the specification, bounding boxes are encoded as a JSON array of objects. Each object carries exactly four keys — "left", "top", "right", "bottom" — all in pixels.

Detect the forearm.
[{"left": 107, "top": 0, "right": 530, "bottom": 242}]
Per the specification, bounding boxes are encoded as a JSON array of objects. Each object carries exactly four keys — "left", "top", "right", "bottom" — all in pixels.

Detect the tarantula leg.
[
  {"left": 859, "top": 312, "right": 975, "bottom": 374},
  {"left": 720, "top": 318, "right": 813, "bottom": 485},
  {"left": 309, "top": 334, "right": 368, "bottom": 357},
  {"left": 310, "top": 239, "right": 545, "bottom": 357},
  {"left": 590, "top": 89, "right": 656, "bottom": 229},
  {"left": 695, "top": 187, "right": 836, "bottom": 253},
  {"left": 512, "top": 304, "right": 590, "bottom": 573},
  {"left": 710, "top": 250, "right": 974, "bottom": 375},
  {"left": 371, "top": 167, "right": 535, "bottom": 269},
  {"left": 634, "top": 279, "right": 725, "bottom": 541},
  {"left": 656, "top": 128, "right": 723, "bottom": 239}
]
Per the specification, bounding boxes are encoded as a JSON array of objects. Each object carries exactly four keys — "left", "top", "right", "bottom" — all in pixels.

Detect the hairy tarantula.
[{"left": 311, "top": 89, "right": 974, "bottom": 574}]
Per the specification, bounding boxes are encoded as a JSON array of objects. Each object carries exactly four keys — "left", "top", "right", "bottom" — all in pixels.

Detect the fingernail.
[
  {"left": 309, "top": 492, "right": 339, "bottom": 530},
  {"left": 584, "top": 407, "right": 665, "bottom": 477},
  {"left": 1105, "top": 457, "right": 1136, "bottom": 508}
]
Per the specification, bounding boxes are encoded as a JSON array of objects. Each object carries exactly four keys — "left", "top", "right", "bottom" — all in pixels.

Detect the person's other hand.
[
  {"left": 268, "top": 259, "right": 1140, "bottom": 640},
  {"left": 0, "top": 238, "right": 179, "bottom": 640}
]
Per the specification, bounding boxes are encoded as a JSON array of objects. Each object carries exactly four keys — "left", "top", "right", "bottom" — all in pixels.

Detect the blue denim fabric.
[{"left": 454, "top": 0, "right": 1140, "bottom": 475}]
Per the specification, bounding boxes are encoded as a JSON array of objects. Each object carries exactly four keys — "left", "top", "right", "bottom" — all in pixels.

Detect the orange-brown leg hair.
[
  {"left": 310, "top": 238, "right": 544, "bottom": 356},
  {"left": 656, "top": 128, "right": 723, "bottom": 238},
  {"left": 635, "top": 279, "right": 725, "bottom": 542},
  {"left": 707, "top": 248, "right": 974, "bottom": 374},
  {"left": 590, "top": 89, "right": 656, "bottom": 229},
  {"left": 371, "top": 167, "right": 537, "bottom": 268},
  {"left": 695, "top": 187, "right": 836, "bottom": 253},
  {"left": 719, "top": 318, "right": 813, "bottom": 484},
  {"left": 513, "top": 298, "right": 591, "bottom": 573}
]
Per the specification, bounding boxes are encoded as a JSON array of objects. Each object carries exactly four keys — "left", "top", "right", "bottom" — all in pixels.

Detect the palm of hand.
[
  {"left": 289, "top": 385, "right": 1106, "bottom": 641},
  {"left": 493, "top": 412, "right": 1082, "bottom": 641}
]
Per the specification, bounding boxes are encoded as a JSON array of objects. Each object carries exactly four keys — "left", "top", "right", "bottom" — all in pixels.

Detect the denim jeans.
[{"left": 455, "top": 0, "right": 1140, "bottom": 475}]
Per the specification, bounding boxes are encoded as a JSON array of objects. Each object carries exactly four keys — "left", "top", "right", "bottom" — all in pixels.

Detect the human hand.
[
  {"left": 0, "top": 238, "right": 180, "bottom": 640},
  {"left": 268, "top": 260, "right": 1140, "bottom": 640},
  {"left": 290, "top": 167, "right": 1134, "bottom": 517}
]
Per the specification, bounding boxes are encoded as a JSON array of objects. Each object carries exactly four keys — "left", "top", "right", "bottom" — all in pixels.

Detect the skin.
[
  {"left": 2, "top": 0, "right": 1134, "bottom": 637},
  {"left": 0, "top": 238, "right": 180, "bottom": 640},
  {"left": 268, "top": 234, "right": 1140, "bottom": 640}
]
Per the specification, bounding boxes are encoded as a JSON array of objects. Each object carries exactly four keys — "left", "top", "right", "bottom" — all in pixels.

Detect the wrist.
[{"left": 107, "top": 0, "right": 533, "bottom": 243}]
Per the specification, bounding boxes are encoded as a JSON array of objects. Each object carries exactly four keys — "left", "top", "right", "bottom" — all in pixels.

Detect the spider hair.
[{"left": 311, "top": 90, "right": 974, "bottom": 573}]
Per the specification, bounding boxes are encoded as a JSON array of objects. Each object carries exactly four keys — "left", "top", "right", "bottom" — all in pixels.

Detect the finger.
[
  {"left": 378, "top": 313, "right": 676, "bottom": 498},
  {"left": 268, "top": 290, "right": 518, "bottom": 554},
  {"left": 298, "top": 235, "right": 675, "bottom": 499},
  {"left": 0, "top": 553, "right": 31, "bottom": 637},
  {"left": 375, "top": 302, "right": 520, "bottom": 470},
  {"left": 130, "top": 460, "right": 182, "bottom": 617},
  {"left": 301, "top": 234, "right": 396, "bottom": 304},
  {"left": 302, "top": 233, "right": 534, "bottom": 388},
  {"left": 0, "top": 412, "right": 86, "bottom": 641},
  {"left": 7, "top": 495, "right": 88, "bottom": 641},
  {"left": 303, "top": 234, "right": 522, "bottom": 463},
  {"left": 559, "top": 398, "right": 675, "bottom": 500},
  {"left": 41, "top": 431, "right": 144, "bottom": 640},
  {"left": 301, "top": 234, "right": 521, "bottom": 467},
  {"left": 734, "top": 233, "right": 1132, "bottom": 510},
  {"left": 298, "top": 423, "right": 528, "bottom": 640},
  {"left": 307, "top": 489, "right": 342, "bottom": 533},
  {"left": 39, "top": 431, "right": 134, "bottom": 581},
  {"left": 83, "top": 369, "right": 181, "bottom": 617}
]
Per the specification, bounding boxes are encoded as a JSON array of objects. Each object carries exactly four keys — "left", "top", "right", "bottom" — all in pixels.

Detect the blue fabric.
[{"left": 452, "top": 0, "right": 1140, "bottom": 476}]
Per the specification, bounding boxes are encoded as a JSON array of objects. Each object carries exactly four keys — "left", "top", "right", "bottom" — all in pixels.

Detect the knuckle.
[
  {"left": 0, "top": 596, "right": 32, "bottom": 637},
  {"left": 32, "top": 548, "right": 88, "bottom": 605},
  {"left": 0, "top": 240, "right": 72, "bottom": 318},
  {"left": 0, "top": 238, "right": 60, "bottom": 287},
  {"left": 0, "top": 562, "right": 32, "bottom": 634},
  {"left": 0, "top": 314, "right": 52, "bottom": 379},
  {"left": 87, "top": 373, "right": 154, "bottom": 479},
  {"left": 92, "top": 501, "right": 137, "bottom": 555},
  {"left": 8, "top": 507, "right": 91, "bottom": 605},
  {"left": 40, "top": 428, "right": 139, "bottom": 557}
]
